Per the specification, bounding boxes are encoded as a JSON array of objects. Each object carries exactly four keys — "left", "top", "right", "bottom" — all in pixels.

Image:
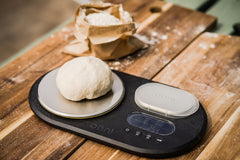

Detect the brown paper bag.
[{"left": 63, "top": 2, "right": 145, "bottom": 60}]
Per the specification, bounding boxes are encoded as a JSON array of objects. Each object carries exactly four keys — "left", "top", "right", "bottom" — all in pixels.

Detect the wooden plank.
[
  {"left": 196, "top": 106, "right": 240, "bottom": 160},
  {"left": 0, "top": 116, "right": 54, "bottom": 160},
  {"left": 0, "top": 111, "right": 85, "bottom": 160},
  {"left": 0, "top": 0, "right": 216, "bottom": 159},
  {"left": 108, "top": 33, "right": 240, "bottom": 159},
  {"left": 153, "top": 33, "right": 240, "bottom": 95},
  {"left": 22, "top": 130, "right": 84, "bottom": 160}
]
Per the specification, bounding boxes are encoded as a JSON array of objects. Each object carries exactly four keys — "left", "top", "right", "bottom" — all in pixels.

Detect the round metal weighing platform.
[{"left": 37, "top": 69, "right": 125, "bottom": 119}]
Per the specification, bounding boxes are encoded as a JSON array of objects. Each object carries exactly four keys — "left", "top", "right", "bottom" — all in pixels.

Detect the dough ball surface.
[{"left": 56, "top": 56, "right": 113, "bottom": 101}]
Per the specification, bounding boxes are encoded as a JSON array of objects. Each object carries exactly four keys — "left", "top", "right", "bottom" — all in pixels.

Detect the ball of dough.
[{"left": 56, "top": 56, "right": 113, "bottom": 101}]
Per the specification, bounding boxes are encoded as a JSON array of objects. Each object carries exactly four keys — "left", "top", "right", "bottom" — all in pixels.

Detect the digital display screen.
[{"left": 127, "top": 113, "right": 175, "bottom": 135}]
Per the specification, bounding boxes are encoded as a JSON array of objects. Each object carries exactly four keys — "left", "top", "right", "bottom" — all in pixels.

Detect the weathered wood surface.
[
  {"left": 2, "top": 0, "right": 236, "bottom": 159},
  {"left": 155, "top": 33, "right": 240, "bottom": 160}
]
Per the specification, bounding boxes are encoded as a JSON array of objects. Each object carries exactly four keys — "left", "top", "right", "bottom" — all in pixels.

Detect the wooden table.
[{"left": 1, "top": 0, "right": 240, "bottom": 159}]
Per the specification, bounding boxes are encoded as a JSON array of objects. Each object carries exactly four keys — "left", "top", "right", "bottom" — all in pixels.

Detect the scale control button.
[
  {"left": 125, "top": 128, "right": 130, "bottom": 132},
  {"left": 135, "top": 131, "right": 141, "bottom": 136},
  {"left": 146, "top": 134, "right": 151, "bottom": 139},
  {"left": 156, "top": 138, "right": 162, "bottom": 143}
]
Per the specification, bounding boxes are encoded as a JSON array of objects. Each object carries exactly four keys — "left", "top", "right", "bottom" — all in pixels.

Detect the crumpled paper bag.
[{"left": 63, "top": 2, "right": 145, "bottom": 60}]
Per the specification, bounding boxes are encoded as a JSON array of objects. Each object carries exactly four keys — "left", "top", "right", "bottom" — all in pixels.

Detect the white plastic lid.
[{"left": 134, "top": 83, "right": 199, "bottom": 118}]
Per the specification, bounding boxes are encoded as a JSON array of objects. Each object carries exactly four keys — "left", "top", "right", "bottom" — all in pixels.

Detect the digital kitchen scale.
[{"left": 29, "top": 69, "right": 207, "bottom": 158}]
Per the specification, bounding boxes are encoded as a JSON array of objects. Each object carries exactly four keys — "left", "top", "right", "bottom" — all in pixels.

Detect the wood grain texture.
[
  {"left": 196, "top": 106, "right": 240, "bottom": 160},
  {"left": 0, "top": 0, "right": 218, "bottom": 159},
  {"left": 22, "top": 130, "right": 85, "bottom": 160},
  {"left": 68, "top": 141, "right": 117, "bottom": 160},
  {"left": 0, "top": 116, "right": 54, "bottom": 160}
]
